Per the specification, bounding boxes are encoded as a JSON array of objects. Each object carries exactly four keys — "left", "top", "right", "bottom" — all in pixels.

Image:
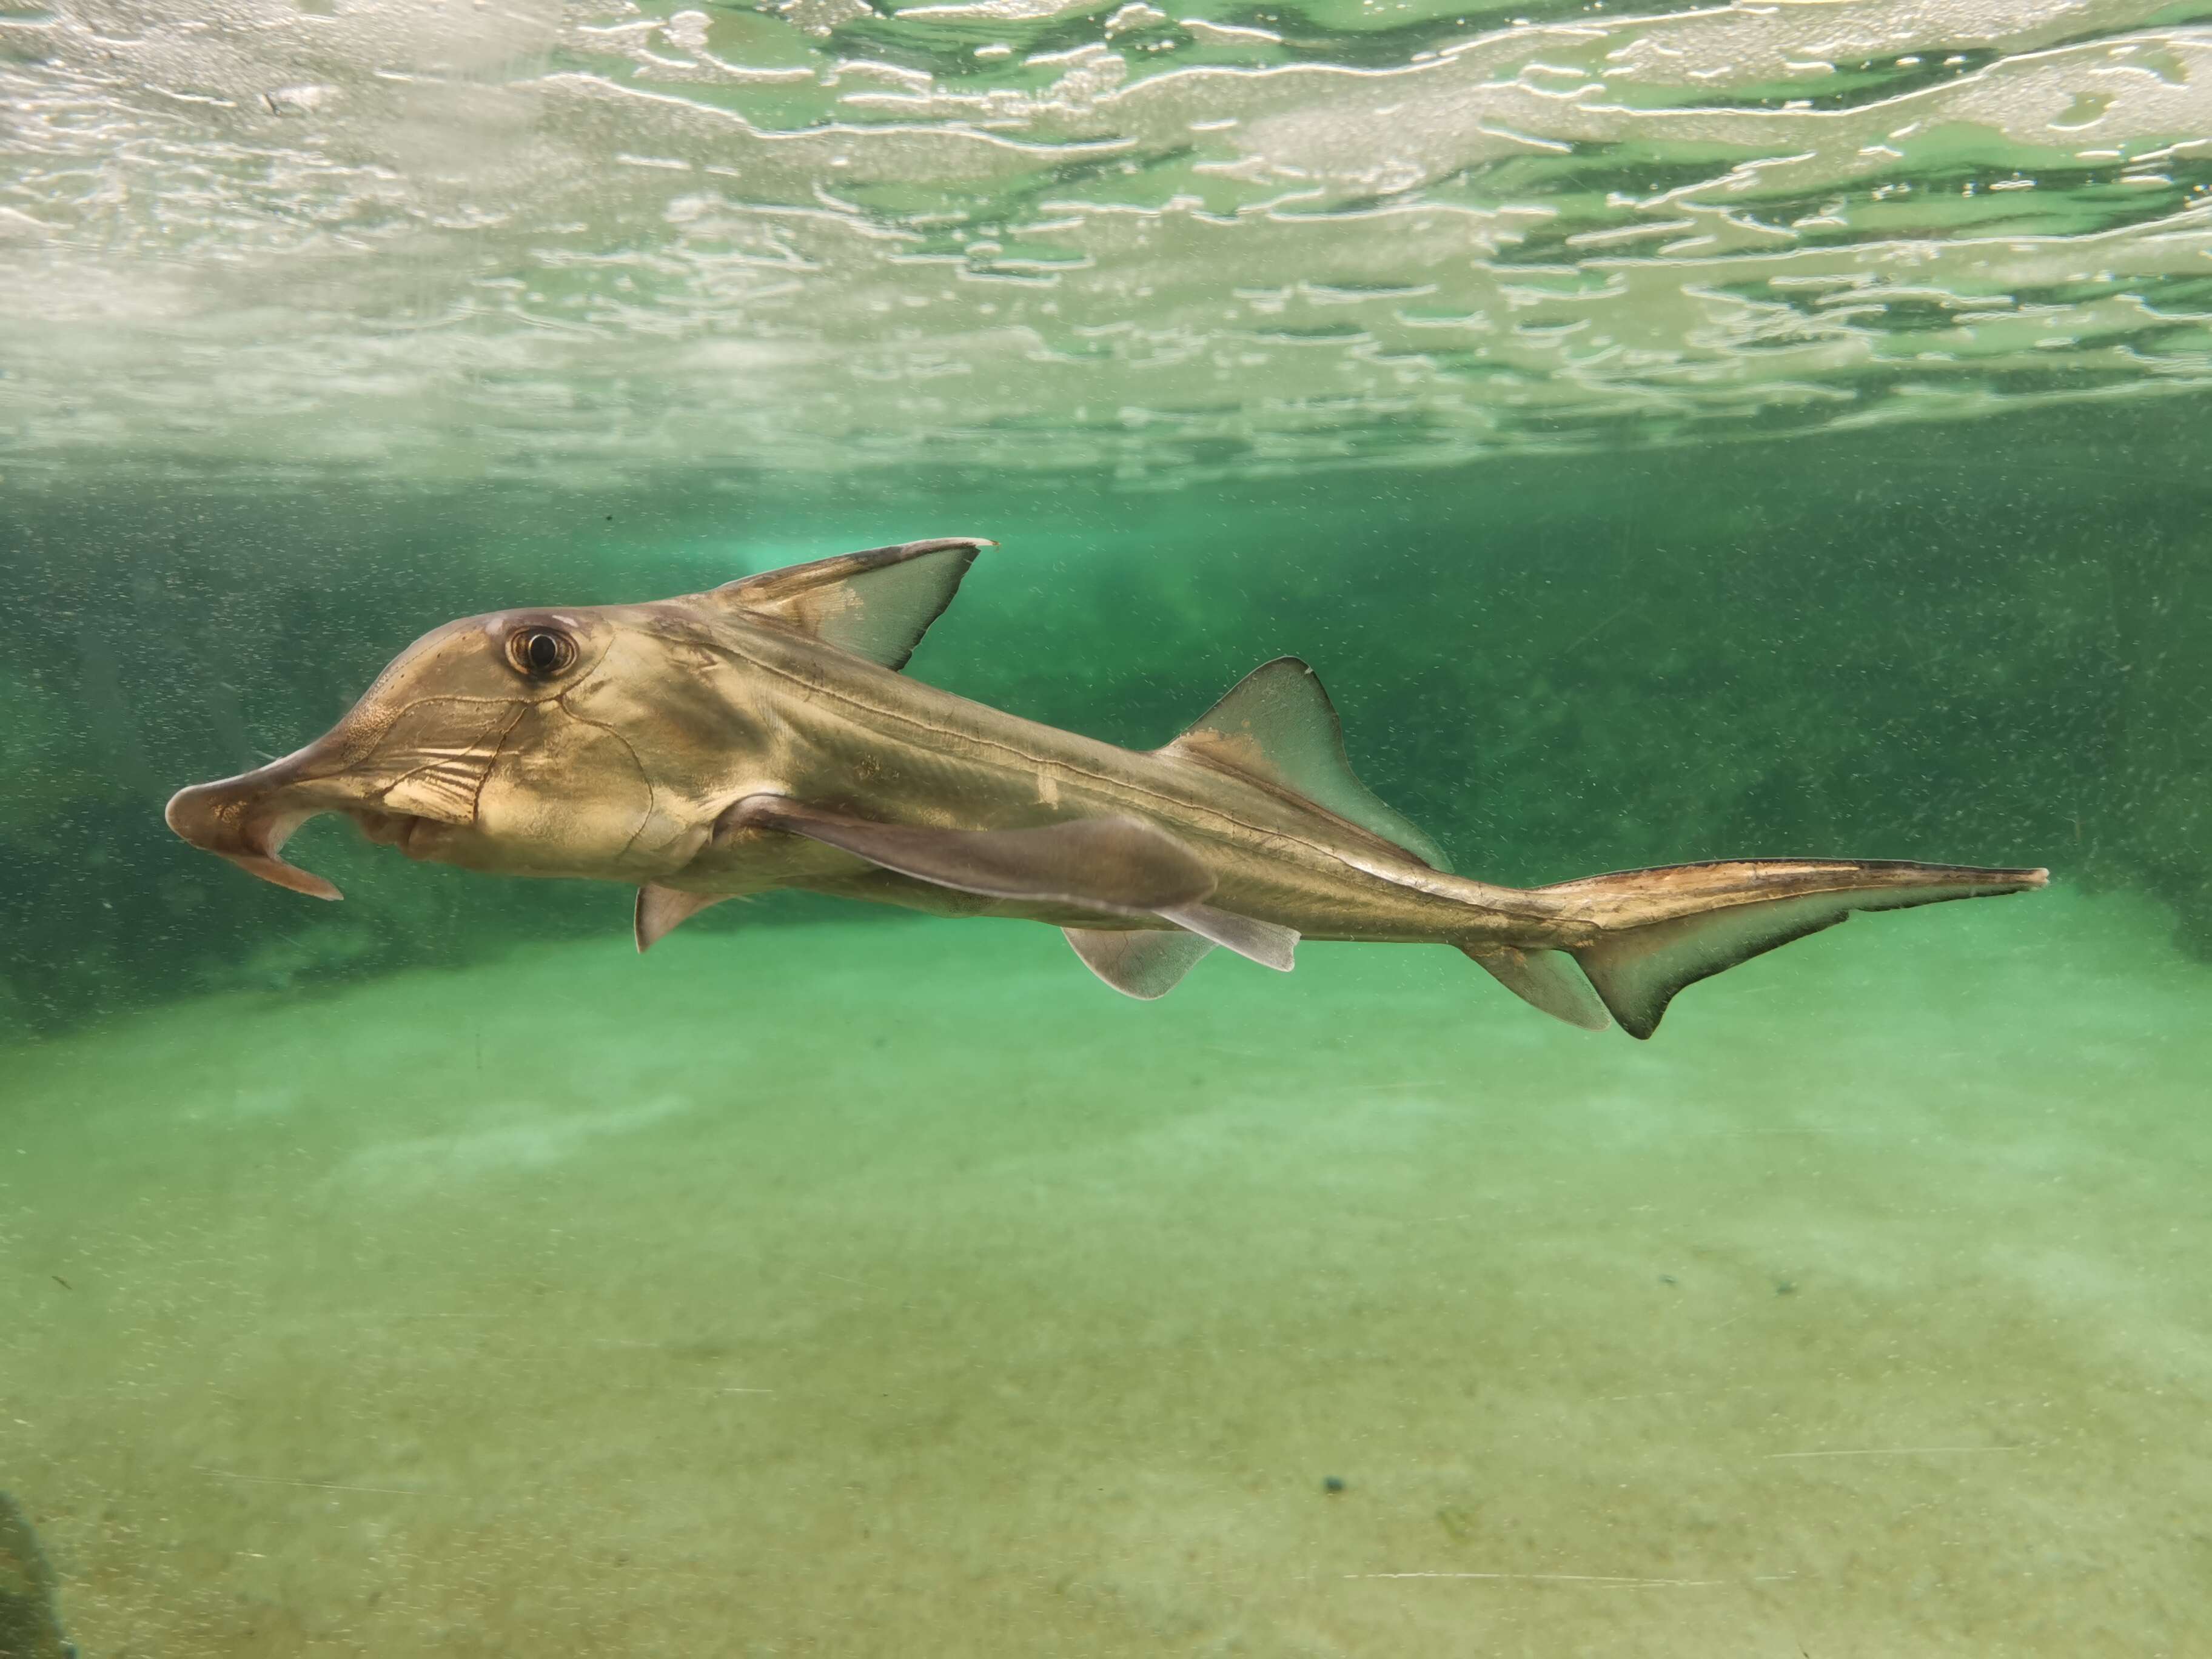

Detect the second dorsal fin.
[{"left": 1159, "top": 657, "right": 1450, "bottom": 872}]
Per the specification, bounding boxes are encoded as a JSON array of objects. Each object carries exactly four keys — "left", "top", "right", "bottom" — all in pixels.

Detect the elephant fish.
[{"left": 166, "top": 538, "right": 2046, "bottom": 1037}]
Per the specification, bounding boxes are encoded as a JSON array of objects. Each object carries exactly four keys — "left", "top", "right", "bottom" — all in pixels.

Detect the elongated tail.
[{"left": 1471, "top": 859, "right": 2048, "bottom": 1039}]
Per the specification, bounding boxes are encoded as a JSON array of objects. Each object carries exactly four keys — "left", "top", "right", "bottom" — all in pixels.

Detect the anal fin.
[
  {"left": 1463, "top": 944, "right": 1610, "bottom": 1031},
  {"left": 1065, "top": 928, "right": 1215, "bottom": 999}
]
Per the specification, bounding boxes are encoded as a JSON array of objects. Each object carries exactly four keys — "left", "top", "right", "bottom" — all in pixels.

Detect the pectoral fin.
[{"left": 722, "top": 796, "right": 1216, "bottom": 916}]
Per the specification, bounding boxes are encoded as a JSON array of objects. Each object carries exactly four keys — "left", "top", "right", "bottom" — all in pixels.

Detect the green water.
[
  {"left": 7, "top": 890, "right": 2211, "bottom": 1654},
  {"left": 8, "top": 417, "right": 2212, "bottom": 1655},
  {"left": 5, "top": 0, "right": 2212, "bottom": 1652}
]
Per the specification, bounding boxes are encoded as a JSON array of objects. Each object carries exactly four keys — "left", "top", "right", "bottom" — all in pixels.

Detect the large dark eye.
[{"left": 510, "top": 628, "right": 576, "bottom": 679}]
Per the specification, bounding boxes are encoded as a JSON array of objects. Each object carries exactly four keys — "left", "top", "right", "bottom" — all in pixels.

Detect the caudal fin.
[{"left": 1538, "top": 858, "right": 2047, "bottom": 1039}]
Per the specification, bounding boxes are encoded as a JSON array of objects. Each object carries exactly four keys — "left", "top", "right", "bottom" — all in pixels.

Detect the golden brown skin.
[
  {"left": 166, "top": 538, "right": 2046, "bottom": 1036},
  {"left": 161, "top": 552, "right": 1536, "bottom": 938}
]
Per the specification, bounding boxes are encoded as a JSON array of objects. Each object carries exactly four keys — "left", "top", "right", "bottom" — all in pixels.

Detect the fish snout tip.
[
  {"left": 164, "top": 775, "right": 346, "bottom": 902},
  {"left": 164, "top": 776, "right": 241, "bottom": 850},
  {"left": 161, "top": 780, "right": 200, "bottom": 840}
]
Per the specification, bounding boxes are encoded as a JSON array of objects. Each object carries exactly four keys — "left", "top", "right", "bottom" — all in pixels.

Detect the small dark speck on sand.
[
  {"left": 1322, "top": 1476, "right": 1346, "bottom": 1494},
  {"left": 51, "top": 1276, "right": 70, "bottom": 1291},
  {"left": 1775, "top": 1279, "right": 1797, "bottom": 1296},
  {"left": 1658, "top": 1274, "right": 1677, "bottom": 1285}
]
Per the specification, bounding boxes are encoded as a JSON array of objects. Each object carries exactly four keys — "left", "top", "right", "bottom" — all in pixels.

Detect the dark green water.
[
  {"left": 6, "top": 400, "right": 2209, "bottom": 1034},
  {"left": 5, "top": 0, "right": 2212, "bottom": 1651}
]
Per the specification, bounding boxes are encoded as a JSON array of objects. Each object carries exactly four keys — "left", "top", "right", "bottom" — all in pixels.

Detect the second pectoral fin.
[{"left": 722, "top": 795, "right": 1216, "bottom": 916}]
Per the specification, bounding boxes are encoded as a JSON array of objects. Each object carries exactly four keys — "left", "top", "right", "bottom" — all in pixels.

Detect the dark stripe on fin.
[
  {"left": 1463, "top": 944, "right": 1610, "bottom": 1031},
  {"left": 724, "top": 796, "right": 1215, "bottom": 917},
  {"left": 1065, "top": 928, "right": 1215, "bottom": 999},
  {"left": 1161, "top": 656, "right": 1450, "bottom": 872},
  {"left": 1555, "top": 859, "right": 2048, "bottom": 1039}
]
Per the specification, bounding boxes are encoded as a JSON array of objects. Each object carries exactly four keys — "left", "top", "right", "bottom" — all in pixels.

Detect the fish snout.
[
  {"left": 164, "top": 757, "right": 349, "bottom": 901},
  {"left": 166, "top": 704, "right": 511, "bottom": 899}
]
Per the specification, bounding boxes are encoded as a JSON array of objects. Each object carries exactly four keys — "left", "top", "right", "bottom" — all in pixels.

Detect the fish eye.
[{"left": 509, "top": 627, "right": 577, "bottom": 679}]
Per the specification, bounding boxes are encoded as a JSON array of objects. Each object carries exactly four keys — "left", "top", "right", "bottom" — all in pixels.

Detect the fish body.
[
  {"left": 166, "top": 539, "right": 2045, "bottom": 1036},
  {"left": 651, "top": 614, "right": 1532, "bottom": 942}
]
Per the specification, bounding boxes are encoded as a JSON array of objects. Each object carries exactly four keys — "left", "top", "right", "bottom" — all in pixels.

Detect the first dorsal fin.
[
  {"left": 1159, "top": 657, "right": 1450, "bottom": 872},
  {"left": 714, "top": 537, "right": 993, "bottom": 670}
]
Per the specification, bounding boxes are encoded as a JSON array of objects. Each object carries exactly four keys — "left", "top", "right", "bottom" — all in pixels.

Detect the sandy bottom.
[{"left": 4, "top": 886, "right": 2210, "bottom": 1657}]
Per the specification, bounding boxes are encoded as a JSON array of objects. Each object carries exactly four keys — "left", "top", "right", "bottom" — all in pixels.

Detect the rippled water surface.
[{"left": 5, "top": 0, "right": 2211, "bottom": 483}]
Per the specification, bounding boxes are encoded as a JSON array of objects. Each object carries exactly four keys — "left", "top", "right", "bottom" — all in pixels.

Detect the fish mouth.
[
  {"left": 165, "top": 749, "right": 485, "bottom": 900},
  {"left": 166, "top": 768, "right": 349, "bottom": 900},
  {"left": 349, "top": 807, "right": 444, "bottom": 860}
]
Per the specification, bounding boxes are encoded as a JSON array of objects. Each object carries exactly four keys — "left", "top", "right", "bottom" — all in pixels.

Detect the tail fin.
[{"left": 1539, "top": 859, "right": 2047, "bottom": 1039}]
